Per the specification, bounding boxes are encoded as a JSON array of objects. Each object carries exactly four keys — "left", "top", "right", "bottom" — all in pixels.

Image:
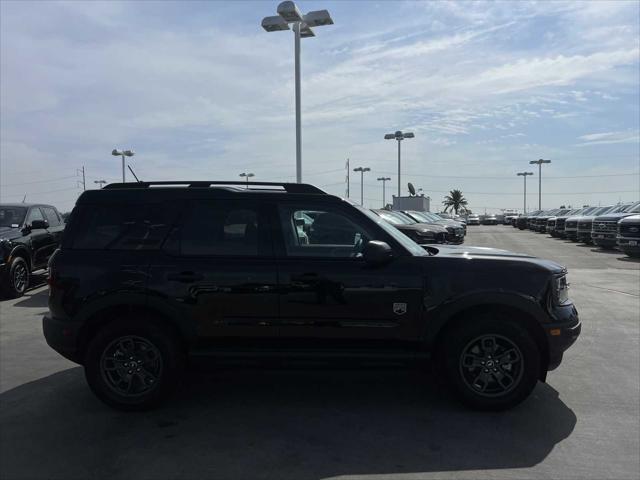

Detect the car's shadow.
[
  {"left": 0, "top": 367, "right": 577, "bottom": 480},
  {"left": 12, "top": 286, "right": 48, "bottom": 308},
  {"left": 617, "top": 256, "right": 640, "bottom": 263}
]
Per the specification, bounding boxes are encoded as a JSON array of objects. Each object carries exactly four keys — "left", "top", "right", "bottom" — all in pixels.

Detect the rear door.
[
  {"left": 25, "top": 206, "right": 53, "bottom": 268},
  {"left": 148, "top": 198, "right": 279, "bottom": 347},
  {"left": 41, "top": 206, "right": 65, "bottom": 262}
]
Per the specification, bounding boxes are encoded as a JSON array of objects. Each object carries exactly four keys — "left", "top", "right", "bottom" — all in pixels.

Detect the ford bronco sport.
[{"left": 44, "top": 181, "right": 581, "bottom": 411}]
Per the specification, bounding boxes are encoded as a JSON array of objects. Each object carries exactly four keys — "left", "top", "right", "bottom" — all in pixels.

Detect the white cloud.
[{"left": 577, "top": 130, "right": 640, "bottom": 146}]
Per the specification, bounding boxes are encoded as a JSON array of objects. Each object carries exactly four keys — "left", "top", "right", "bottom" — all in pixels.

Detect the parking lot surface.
[{"left": 1, "top": 226, "right": 639, "bottom": 480}]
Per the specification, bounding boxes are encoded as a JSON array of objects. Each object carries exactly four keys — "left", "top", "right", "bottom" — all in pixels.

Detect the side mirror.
[
  {"left": 363, "top": 240, "right": 394, "bottom": 266},
  {"left": 30, "top": 219, "right": 49, "bottom": 230}
]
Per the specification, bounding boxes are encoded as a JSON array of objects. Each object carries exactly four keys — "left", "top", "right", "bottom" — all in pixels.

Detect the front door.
[
  {"left": 274, "top": 202, "right": 424, "bottom": 349},
  {"left": 149, "top": 199, "right": 279, "bottom": 347}
]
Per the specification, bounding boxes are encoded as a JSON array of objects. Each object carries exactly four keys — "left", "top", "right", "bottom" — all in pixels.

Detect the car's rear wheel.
[
  {"left": 439, "top": 315, "right": 540, "bottom": 411},
  {"left": 2, "top": 257, "right": 29, "bottom": 298},
  {"left": 84, "top": 319, "right": 184, "bottom": 411}
]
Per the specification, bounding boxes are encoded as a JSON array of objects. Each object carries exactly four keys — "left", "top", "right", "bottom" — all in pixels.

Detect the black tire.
[
  {"left": 438, "top": 314, "right": 540, "bottom": 411},
  {"left": 84, "top": 319, "right": 184, "bottom": 411},
  {"left": 2, "top": 257, "right": 29, "bottom": 298}
]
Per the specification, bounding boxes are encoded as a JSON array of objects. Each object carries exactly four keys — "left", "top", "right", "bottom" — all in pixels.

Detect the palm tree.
[{"left": 442, "top": 189, "right": 468, "bottom": 214}]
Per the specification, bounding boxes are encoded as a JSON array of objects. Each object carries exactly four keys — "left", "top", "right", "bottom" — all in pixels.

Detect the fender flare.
[{"left": 423, "top": 290, "right": 548, "bottom": 347}]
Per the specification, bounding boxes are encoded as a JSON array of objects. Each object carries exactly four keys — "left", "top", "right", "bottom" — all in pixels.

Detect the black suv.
[
  {"left": 1, "top": 203, "right": 65, "bottom": 297},
  {"left": 44, "top": 182, "right": 580, "bottom": 411}
]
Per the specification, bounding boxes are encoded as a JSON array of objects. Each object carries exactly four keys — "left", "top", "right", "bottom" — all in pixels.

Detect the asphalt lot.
[{"left": 1, "top": 225, "right": 638, "bottom": 480}]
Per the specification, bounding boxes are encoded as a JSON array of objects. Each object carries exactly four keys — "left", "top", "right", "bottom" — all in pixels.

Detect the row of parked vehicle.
[
  {"left": 372, "top": 209, "right": 466, "bottom": 245},
  {"left": 512, "top": 202, "right": 640, "bottom": 258}
]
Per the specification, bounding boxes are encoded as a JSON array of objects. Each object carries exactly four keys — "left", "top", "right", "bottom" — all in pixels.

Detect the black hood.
[
  {"left": 423, "top": 244, "right": 565, "bottom": 273},
  {"left": 0, "top": 226, "right": 24, "bottom": 241}
]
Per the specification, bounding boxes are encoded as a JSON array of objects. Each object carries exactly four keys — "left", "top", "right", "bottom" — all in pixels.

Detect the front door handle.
[{"left": 167, "top": 272, "right": 204, "bottom": 283}]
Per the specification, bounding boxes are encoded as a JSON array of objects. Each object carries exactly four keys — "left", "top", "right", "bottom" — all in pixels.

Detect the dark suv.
[
  {"left": 44, "top": 182, "right": 581, "bottom": 411},
  {"left": 1, "top": 203, "right": 65, "bottom": 297}
]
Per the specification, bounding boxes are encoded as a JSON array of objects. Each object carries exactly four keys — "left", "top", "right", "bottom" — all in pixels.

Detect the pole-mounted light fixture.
[
  {"left": 516, "top": 171, "right": 534, "bottom": 213},
  {"left": 112, "top": 149, "right": 135, "bottom": 183},
  {"left": 529, "top": 159, "right": 551, "bottom": 210},
  {"left": 353, "top": 166, "right": 370, "bottom": 206},
  {"left": 377, "top": 177, "right": 391, "bottom": 207},
  {"left": 384, "top": 130, "right": 414, "bottom": 197},
  {"left": 262, "top": 1, "right": 334, "bottom": 184}
]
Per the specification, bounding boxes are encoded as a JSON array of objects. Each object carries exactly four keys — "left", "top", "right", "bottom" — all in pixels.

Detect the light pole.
[
  {"left": 262, "top": 2, "right": 334, "bottom": 184},
  {"left": 353, "top": 167, "right": 370, "bottom": 206},
  {"left": 239, "top": 172, "right": 255, "bottom": 187},
  {"left": 94, "top": 179, "right": 107, "bottom": 189},
  {"left": 384, "top": 130, "right": 414, "bottom": 197},
  {"left": 529, "top": 159, "right": 551, "bottom": 210},
  {"left": 377, "top": 177, "right": 391, "bottom": 207},
  {"left": 112, "top": 149, "right": 135, "bottom": 183},
  {"left": 516, "top": 172, "right": 533, "bottom": 213}
]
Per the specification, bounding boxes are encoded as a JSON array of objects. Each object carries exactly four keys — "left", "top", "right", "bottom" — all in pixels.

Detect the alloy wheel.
[
  {"left": 100, "top": 335, "right": 163, "bottom": 397},
  {"left": 459, "top": 334, "right": 524, "bottom": 397}
]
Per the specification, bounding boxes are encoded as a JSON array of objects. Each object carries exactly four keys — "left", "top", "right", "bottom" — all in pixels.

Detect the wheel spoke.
[
  {"left": 493, "top": 370, "right": 514, "bottom": 391},
  {"left": 136, "top": 367, "right": 158, "bottom": 386},
  {"left": 497, "top": 348, "right": 521, "bottom": 365},
  {"left": 471, "top": 372, "right": 490, "bottom": 392},
  {"left": 117, "top": 338, "right": 135, "bottom": 355},
  {"left": 481, "top": 336, "right": 497, "bottom": 354},
  {"left": 461, "top": 353, "right": 484, "bottom": 369}
]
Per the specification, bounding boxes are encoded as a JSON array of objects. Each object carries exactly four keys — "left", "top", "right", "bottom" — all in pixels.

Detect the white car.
[{"left": 467, "top": 214, "right": 480, "bottom": 225}]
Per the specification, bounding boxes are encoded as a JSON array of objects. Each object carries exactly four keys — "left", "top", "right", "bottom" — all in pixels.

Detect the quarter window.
[{"left": 70, "top": 204, "right": 173, "bottom": 250}]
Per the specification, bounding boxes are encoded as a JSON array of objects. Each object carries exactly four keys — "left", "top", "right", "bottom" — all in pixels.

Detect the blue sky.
[{"left": 1, "top": 0, "right": 639, "bottom": 212}]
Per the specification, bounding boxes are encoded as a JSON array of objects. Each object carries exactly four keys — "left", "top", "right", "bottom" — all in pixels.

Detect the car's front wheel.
[
  {"left": 2, "top": 257, "right": 29, "bottom": 298},
  {"left": 84, "top": 319, "right": 184, "bottom": 411},
  {"left": 439, "top": 315, "right": 540, "bottom": 411}
]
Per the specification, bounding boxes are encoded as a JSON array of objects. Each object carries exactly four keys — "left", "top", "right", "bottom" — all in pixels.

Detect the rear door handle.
[{"left": 167, "top": 272, "right": 204, "bottom": 283}]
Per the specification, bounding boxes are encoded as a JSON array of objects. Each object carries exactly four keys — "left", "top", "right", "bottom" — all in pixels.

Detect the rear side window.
[
  {"left": 69, "top": 204, "right": 174, "bottom": 250},
  {"left": 176, "top": 202, "right": 266, "bottom": 256},
  {"left": 42, "top": 207, "right": 61, "bottom": 227}
]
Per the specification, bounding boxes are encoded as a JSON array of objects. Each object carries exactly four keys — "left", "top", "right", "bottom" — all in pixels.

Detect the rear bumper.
[{"left": 42, "top": 314, "right": 83, "bottom": 364}]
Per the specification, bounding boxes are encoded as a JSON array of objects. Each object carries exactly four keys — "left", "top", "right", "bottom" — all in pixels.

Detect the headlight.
[{"left": 554, "top": 273, "right": 570, "bottom": 304}]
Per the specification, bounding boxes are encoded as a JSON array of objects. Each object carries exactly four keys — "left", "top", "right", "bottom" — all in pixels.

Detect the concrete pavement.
[{"left": 0, "top": 226, "right": 638, "bottom": 480}]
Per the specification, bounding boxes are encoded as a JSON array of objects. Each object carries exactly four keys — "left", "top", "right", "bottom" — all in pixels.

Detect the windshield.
[
  {"left": 0, "top": 207, "right": 27, "bottom": 227},
  {"left": 610, "top": 203, "right": 633, "bottom": 213},
  {"left": 627, "top": 202, "right": 640, "bottom": 213},
  {"left": 590, "top": 206, "right": 614, "bottom": 216},
  {"left": 358, "top": 207, "right": 427, "bottom": 256}
]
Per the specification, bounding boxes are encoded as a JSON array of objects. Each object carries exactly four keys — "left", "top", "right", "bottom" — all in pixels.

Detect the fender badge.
[{"left": 393, "top": 303, "right": 407, "bottom": 315}]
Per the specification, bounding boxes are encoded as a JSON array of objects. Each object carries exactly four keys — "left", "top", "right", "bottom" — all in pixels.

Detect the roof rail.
[{"left": 102, "top": 181, "right": 326, "bottom": 194}]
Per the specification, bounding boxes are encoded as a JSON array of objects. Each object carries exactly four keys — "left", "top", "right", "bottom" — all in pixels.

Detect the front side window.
[
  {"left": 179, "top": 203, "right": 263, "bottom": 256},
  {"left": 279, "top": 205, "right": 374, "bottom": 258},
  {"left": 26, "top": 207, "right": 44, "bottom": 225}
]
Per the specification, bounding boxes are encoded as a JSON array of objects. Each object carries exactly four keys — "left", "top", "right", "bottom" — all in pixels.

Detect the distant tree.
[{"left": 442, "top": 189, "right": 468, "bottom": 215}]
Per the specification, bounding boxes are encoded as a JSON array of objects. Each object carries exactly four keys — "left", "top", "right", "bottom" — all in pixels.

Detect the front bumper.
[
  {"left": 618, "top": 236, "right": 640, "bottom": 253},
  {"left": 592, "top": 232, "right": 617, "bottom": 247},
  {"left": 546, "top": 303, "right": 581, "bottom": 371},
  {"left": 43, "top": 314, "right": 83, "bottom": 364}
]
